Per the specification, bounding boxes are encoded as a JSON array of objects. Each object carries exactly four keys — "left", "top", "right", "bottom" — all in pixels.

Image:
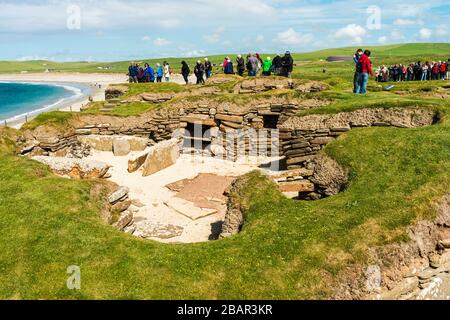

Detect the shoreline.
[{"left": 0, "top": 73, "right": 128, "bottom": 129}]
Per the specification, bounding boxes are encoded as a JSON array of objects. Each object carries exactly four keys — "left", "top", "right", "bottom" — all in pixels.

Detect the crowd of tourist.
[
  {"left": 353, "top": 48, "right": 449, "bottom": 95},
  {"left": 127, "top": 51, "right": 294, "bottom": 84},
  {"left": 375, "top": 61, "right": 449, "bottom": 82},
  {"left": 128, "top": 62, "right": 172, "bottom": 83}
]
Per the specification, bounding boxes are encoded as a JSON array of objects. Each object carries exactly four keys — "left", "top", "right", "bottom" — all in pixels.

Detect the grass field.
[
  {"left": 0, "top": 43, "right": 450, "bottom": 299},
  {"left": 0, "top": 42, "right": 448, "bottom": 76}
]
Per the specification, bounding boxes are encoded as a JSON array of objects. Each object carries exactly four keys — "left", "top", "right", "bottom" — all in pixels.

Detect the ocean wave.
[{"left": 0, "top": 82, "right": 89, "bottom": 124}]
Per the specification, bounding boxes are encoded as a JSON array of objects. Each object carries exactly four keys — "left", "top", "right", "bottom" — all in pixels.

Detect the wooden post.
[{"left": 25, "top": 115, "right": 28, "bottom": 123}]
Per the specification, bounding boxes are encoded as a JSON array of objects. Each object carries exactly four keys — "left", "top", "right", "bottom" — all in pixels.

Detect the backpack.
[{"left": 356, "top": 59, "right": 363, "bottom": 73}]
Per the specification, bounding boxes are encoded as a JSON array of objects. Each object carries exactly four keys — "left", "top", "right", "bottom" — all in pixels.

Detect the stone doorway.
[{"left": 183, "top": 123, "right": 213, "bottom": 151}]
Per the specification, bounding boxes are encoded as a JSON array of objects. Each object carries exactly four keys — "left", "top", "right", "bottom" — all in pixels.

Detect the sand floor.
[{"left": 87, "top": 150, "right": 272, "bottom": 243}]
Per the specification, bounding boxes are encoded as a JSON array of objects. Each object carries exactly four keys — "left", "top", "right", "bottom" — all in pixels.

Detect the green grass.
[
  {"left": 1, "top": 43, "right": 448, "bottom": 75},
  {"left": 82, "top": 101, "right": 161, "bottom": 117},
  {"left": 0, "top": 108, "right": 449, "bottom": 299},
  {"left": 22, "top": 111, "right": 74, "bottom": 130}
]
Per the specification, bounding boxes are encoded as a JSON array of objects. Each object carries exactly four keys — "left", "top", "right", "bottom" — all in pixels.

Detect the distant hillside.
[{"left": 0, "top": 43, "right": 448, "bottom": 74}]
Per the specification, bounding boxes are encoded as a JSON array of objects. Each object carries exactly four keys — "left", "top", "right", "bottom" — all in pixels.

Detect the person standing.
[
  {"left": 156, "top": 63, "right": 163, "bottom": 82},
  {"left": 236, "top": 55, "right": 245, "bottom": 76},
  {"left": 163, "top": 61, "right": 171, "bottom": 82},
  {"left": 355, "top": 50, "right": 374, "bottom": 95},
  {"left": 181, "top": 61, "right": 190, "bottom": 85},
  {"left": 272, "top": 54, "right": 282, "bottom": 76},
  {"left": 204, "top": 58, "right": 212, "bottom": 80},
  {"left": 262, "top": 57, "right": 272, "bottom": 76},
  {"left": 281, "top": 51, "right": 294, "bottom": 78},
  {"left": 194, "top": 61, "right": 205, "bottom": 84},
  {"left": 128, "top": 63, "right": 138, "bottom": 83},
  {"left": 353, "top": 49, "right": 363, "bottom": 92},
  {"left": 439, "top": 61, "right": 447, "bottom": 80},
  {"left": 432, "top": 62, "right": 439, "bottom": 80},
  {"left": 144, "top": 63, "right": 155, "bottom": 82},
  {"left": 247, "top": 54, "right": 258, "bottom": 77},
  {"left": 421, "top": 63, "right": 428, "bottom": 81},
  {"left": 224, "top": 57, "right": 234, "bottom": 74},
  {"left": 255, "top": 53, "right": 263, "bottom": 76}
]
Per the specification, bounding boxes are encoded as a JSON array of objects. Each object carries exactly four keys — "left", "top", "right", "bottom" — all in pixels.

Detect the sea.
[{"left": 0, "top": 82, "right": 87, "bottom": 124}]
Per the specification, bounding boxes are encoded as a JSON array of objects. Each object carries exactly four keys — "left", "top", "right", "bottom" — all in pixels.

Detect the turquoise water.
[{"left": 0, "top": 82, "right": 84, "bottom": 122}]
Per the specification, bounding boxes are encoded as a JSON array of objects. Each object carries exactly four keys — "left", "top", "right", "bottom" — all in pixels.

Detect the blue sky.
[{"left": 0, "top": 0, "right": 449, "bottom": 61}]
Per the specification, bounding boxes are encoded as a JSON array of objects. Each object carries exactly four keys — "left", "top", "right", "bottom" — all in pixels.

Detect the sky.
[{"left": 0, "top": 0, "right": 449, "bottom": 61}]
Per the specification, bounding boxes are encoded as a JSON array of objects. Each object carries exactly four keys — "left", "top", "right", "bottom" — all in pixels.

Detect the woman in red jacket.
[{"left": 439, "top": 62, "right": 447, "bottom": 81}]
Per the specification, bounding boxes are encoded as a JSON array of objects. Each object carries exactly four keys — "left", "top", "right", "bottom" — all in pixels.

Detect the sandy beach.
[{"left": 0, "top": 72, "right": 128, "bottom": 128}]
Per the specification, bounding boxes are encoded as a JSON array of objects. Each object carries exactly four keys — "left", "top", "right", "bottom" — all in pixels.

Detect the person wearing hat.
[
  {"left": 281, "top": 51, "right": 294, "bottom": 78},
  {"left": 262, "top": 57, "right": 272, "bottom": 76}
]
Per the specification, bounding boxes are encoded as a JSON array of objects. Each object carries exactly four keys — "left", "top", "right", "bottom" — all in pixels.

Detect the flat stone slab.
[
  {"left": 134, "top": 221, "right": 184, "bottom": 239},
  {"left": 142, "top": 138, "right": 180, "bottom": 177},
  {"left": 108, "top": 186, "right": 130, "bottom": 204},
  {"left": 78, "top": 135, "right": 148, "bottom": 152},
  {"left": 32, "top": 156, "right": 110, "bottom": 179},
  {"left": 164, "top": 197, "right": 217, "bottom": 220},
  {"left": 278, "top": 180, "right": 315, "bottom": 193}
]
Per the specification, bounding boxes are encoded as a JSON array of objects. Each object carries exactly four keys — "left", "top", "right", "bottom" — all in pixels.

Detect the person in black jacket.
[
  {"left": 204, "top": 58, "right": 212, "bottom": 79},
  {"left": 181, "top": 61, "right": 190, "bottom": 85},
  {"left": 194, "top": 61, "right": 205, "bottom": 84},
  {"left": 272, "top": 54, "right": 282, "bottom": 76},
  {"left": 236, "top": 55, "right": 245, "bottom": 76},
  {"left": 281, "top": 51, "right": 294, "bottom": 78}
]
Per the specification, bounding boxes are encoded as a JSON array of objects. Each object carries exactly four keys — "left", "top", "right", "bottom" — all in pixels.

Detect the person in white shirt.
[{"left": 163, "top": 62, "right": 170, "bottom": 82}]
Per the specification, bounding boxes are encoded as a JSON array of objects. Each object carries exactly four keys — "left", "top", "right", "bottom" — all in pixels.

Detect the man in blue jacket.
[
  {"left": 144, "top": 63, "right": 155, "bottom": 82},
  {"left": 353, "top": 49, "right": 363, "bottom": 93}
]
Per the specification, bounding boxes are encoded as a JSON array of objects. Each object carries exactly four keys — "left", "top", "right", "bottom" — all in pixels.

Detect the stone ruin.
[{"left": 16, "top": 78, "right": 440, "bottom": 242}]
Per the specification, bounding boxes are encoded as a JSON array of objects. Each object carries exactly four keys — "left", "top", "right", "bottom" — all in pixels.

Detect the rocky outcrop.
[
  {"left": 107, "top": 186, "right": 134, "bottom": 229},
  {"left": 270, "top": 154, "right": 348, "bottom": 200},
  {"left": 220, "top": 176, "right": 250, "bottom": 238},
  {"left": 105, "top": 85, "right": 128, "bottom": 100},
  {"left": 32, "top": 156, "right": 110, "bottom": 179},
  {"left": 19, "top": 127, "right": 90, "bottom": 159},
  {"left": 334, "top": 194, "right": 450, "bottom": 300}
]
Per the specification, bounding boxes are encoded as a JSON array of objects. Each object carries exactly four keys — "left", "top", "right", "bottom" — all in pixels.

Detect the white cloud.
[
  {"left": 153, "top": 37, "right": 170, "bottom": 46},
  {"left": 378, "top": 36, "right": 387, "bottom": 44},
  {"left": 419, "top": 28, "right": 432, "bottom": 39},
  {"left": 203, "top": 27, "right": 225, "bottom": 44},
  {"left": 394, "top": 19, "right": 416, "bottom": 26},
  {"left": 142, "top": 36, "right": 151, "bottom": 42},
  {"left": 334, "top": 24, "right": 366, "bottom": 43},
  {"left": 391, "top": 29, "right": 405, "bottom": 41},
  {"left": 275, "top": 28, "right": 313, "bottom": 46},
  {"left": 256, "top": 34, "right": 264, "bottom": 43},
  {"left": 436, "top": 25, "right": 448, "bottom": 36}
]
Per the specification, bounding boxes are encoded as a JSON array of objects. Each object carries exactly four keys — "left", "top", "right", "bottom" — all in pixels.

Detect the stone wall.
[
  {"left": 271, "top": 154, "right": 349, "bottom": 200},
  {"left": 279, "top": 108, "right": 436, "bottom": 169}
]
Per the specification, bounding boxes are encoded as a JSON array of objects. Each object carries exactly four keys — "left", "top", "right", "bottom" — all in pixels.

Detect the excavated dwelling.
[{"left": 17, "top": 77, "right": 439, "bottom": 243}]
